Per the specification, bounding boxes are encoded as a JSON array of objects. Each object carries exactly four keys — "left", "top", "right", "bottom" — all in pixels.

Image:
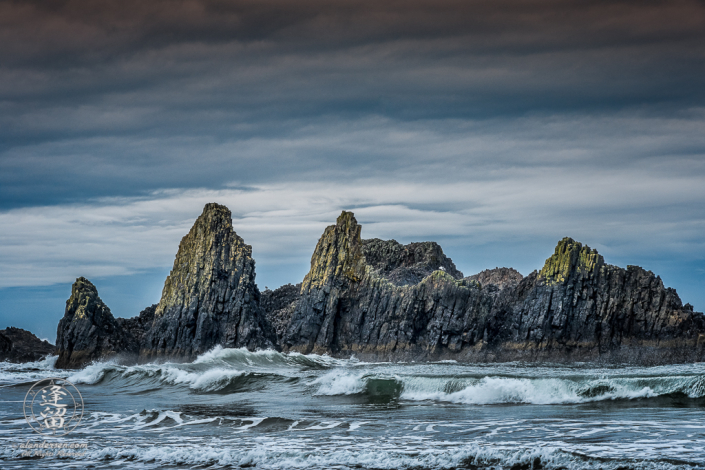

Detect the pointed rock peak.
[
  {"left": 191, "top": 203, "right": 234, "bottom": 234},
  {"left": 66, "top": 277, "right": 111, "bottom": 321},
  {"left": 334, "top": 211, "right": 362, "bottom": 245},
  {"left": 72, "top": 276, "right": 97, "bottom": 295},
  {"left": 303, "top": 211, "right": 365, "bottom": 289},
  {"left": 336, "top": 210, "right": 358, "bottom": 229},
  {"left": 539, "top": 237, "right": 603, "bottom": 284}
]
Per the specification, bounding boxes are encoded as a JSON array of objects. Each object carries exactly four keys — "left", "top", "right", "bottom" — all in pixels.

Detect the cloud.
[{"left": 1, "top": 155, "right": 704, "bottom": 289}]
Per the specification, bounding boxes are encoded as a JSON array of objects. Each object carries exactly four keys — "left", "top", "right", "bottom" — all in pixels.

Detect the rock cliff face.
[
  {"left": 283, "top": 211, "right": 494, "bottom": 357},
  {"left": 261, "top": 283, "right": 301, "bottom": 342},
  {"left": 492, "top": 238, "right": 705, "bottom": 363},
  {"left": 282, "top": 213, "right": 705, "bottom": 363},
  {"left": 55, "top": 277, "right": 139, "bottom": 368},
  {"left": 141, "top": 203, "right": 276, "bottom": 360},
  {"left": 55, "top": 205, "right": 705, "bottom": 367},
  {"left": 0, "top": 327, "right": 56, "bottom": 363}
]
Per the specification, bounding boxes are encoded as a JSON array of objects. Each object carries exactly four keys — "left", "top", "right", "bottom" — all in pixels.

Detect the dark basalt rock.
[
  {"left": 362, "top": 238, "right": 463, "bottom": 286},
  {"left": 55, "top": 277, "right": 139, "bottom": 369},
  {"left": 467, "top": 267, "right": 523, "bottom": 291},
  {"left": 261, "top": 283, "right": 301, "bottom": 342},
  {"left": 282, "top": 211, "right": 489, "bottom": 357},
  {"left": 55, "top": 205, "right": 705, "bottom": 366},
  {"left": 492, "top": 238, "right": 705, "bottom": 363},
  {"left": 282, "top": 213, "right": 705, "bottom": 364},
  {"left": 117, "top": 304, "right": 157, "bottom": 347},
  {"left": 141, "top": 203, "right": 277, "bottom": 360},
  {"left": 0, "top": 327, "right": 56, "bottom": 363}
]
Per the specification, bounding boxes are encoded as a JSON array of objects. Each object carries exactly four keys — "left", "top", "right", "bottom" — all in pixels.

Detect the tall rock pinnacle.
[{"left": 141, "top": 203, "right": 276, "bottom": 359}]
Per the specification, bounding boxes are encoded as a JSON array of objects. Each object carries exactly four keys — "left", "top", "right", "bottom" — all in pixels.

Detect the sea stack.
[
  {"left": 500, "top": 237, "right": 705, "bottom": 362},
  {"left": 55, "top": 277, "right": 139, "bottom": 368},
  {"left": 282, "top": 211, "right": 482, "bottom": 357},
  {"left": 282, "top": 212, "right": 705, "bottom": 363},
  {"left": 54, "top": 205, "right": 705, "bottom": 367},
  {"left": 141, "top": 203, "right": 277, "bottom": 360}
]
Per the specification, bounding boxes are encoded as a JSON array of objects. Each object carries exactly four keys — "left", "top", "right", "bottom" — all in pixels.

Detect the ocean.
[{"left": 1, "top": 347, "right": 704, "bottom": 469}]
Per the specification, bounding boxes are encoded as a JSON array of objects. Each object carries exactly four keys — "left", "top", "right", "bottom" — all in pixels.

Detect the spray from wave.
[{"left": 311, "top": 369, "right": 705, "bottom": 404}]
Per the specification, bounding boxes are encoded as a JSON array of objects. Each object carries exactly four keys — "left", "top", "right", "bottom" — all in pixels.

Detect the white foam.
[
  {"left": 310, "top": 370, "right": 365, "bottom": 395},
  {"left": 67, "top": 361, "right": 117, "bottom": 384},
  {"left": 61, "top": 442, "right": 696, "bottom": 470}
]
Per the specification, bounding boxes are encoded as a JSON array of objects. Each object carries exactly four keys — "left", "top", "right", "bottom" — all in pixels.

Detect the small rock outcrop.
[
  {"left": 261, "top": 283, "right": 301, "bottom": 342},
  {"left": 141, "top": 203, "right": 276, "bottom": 360},
  {"left": 0, "top": 327, "right": 56, "bottom": 363},
  {"left": 467, "top": 267, "right": 523, "bottom": 291},
  {"left": 362, "top": 239, "right": 463, "bottom": 286},
  {"left": 55, "top": 277, "right": 139, "bottom": 368}
]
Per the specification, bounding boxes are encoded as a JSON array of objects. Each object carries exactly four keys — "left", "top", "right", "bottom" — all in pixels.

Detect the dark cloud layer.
[{"left": 2, "top": 0, "right": 705, "bottom": 206}]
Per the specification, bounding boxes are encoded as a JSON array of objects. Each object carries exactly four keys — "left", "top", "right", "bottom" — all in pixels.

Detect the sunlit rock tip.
[{"left": 539, "top": 237, "right": 603, "bottom": 285}]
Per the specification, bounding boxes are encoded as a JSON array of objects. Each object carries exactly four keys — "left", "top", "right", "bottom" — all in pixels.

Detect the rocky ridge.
[
  {"left": 0, "top": 327, "right": 56, "bottom": 363},
  {"left": 52, "top": 205, "right": 705, "bottom": 367},
  {"left": 281, "top": 213, "right": 705, "bottom": 363}
]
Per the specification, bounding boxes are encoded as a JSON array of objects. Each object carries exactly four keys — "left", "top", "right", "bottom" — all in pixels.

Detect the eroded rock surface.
[
  {"left": 261, "top": 283, "right": 301, "bottom": 342},
  {"left": 362, "top": 239, "right": 463, "bottom": 286},
  {"left": 0, "top": 327, "right": 56, "bottom": 363},
  {"left": 55, "top": 277, "right": 139, "bottom": 368},
  {"left": 282, "top": 213, "right": 705, "bottom": 364},
  {"left": 468, "top": 267, "right": 523, "bottom": 291},
  {"left": 141, "top": 203, "right": 276, "bottom": 360}
]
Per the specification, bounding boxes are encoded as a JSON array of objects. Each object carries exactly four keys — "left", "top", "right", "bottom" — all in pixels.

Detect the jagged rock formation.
[
  {"left": 117, "top": 304, "right": 156, "bottom": 347},
  {"left": 283, "top": 211, "right": 492, "bottom": 356},
  {"left": 261, "top": 283, "right": 301, "bottom": 341},
  {"left": 468, "top": 267, "right": 523, "bottom": 291},
  {"left": 0, "top": 327, "right": 56, "bottom": 363},
  {"left": 55, "top": 277, "right": 139, "bottom": 368},
  {"left": 282, "top": 213, "right": 705, "bottom": 363},
  {"left": 494, "top": 238, "right": 705, "bottom": 363},
  {"left": 362, "top": 239, "right": 463, "bottom": 285},
  {"left": 55, "top": 205, "right": 705, "bottom": 366},
  {"left": 141, "top": 203, "right": 276, "bottom": 360}
]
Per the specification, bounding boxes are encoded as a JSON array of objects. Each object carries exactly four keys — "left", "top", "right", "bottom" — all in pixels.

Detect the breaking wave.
[
  {"left": 0, "top": 355, "right": 57, "bottom": 386},
  {"left": 311, "top": 369, "right": 705, "bottom": 404},
  {"left": 5, "top": 347, "right": 705, "bottom": 403}
]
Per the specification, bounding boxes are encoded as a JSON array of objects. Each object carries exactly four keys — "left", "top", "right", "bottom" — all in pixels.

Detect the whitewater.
[{"left": 2, "top": 348, "right": 705, "bottom": 469}]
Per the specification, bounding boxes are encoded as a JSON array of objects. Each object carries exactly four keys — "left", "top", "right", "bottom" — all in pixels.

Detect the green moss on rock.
[{"left": 539, "top": 237, "right": 603, "bottom": 285}]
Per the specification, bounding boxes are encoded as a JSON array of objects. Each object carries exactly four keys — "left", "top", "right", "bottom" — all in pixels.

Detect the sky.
[{"left": 1, "top": 0, "right": 704, "bottom": 342}]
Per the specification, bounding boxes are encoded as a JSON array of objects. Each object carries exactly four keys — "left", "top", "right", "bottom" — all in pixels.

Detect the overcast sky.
[{"left": 1, "top": 0, "right": 704, "bottom": 341}]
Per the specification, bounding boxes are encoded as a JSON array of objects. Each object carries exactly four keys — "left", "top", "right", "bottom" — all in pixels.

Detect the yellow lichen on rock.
[{"left": 539, "top": 237, "right": 603, "bottom": 285}]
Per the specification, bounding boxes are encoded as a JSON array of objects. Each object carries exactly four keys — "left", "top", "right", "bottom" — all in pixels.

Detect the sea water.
[{"left": 1, "top": 347, "right": 704, "bottom": 469}]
